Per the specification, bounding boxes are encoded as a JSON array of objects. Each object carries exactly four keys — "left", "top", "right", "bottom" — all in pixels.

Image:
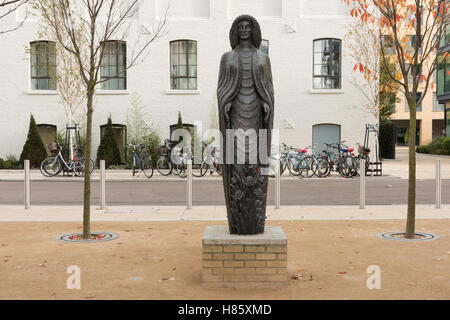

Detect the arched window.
[
  {"left": 313, "top": 38, "right": 341, "bottom": 89},
  {"left": 101, "top": 40, "right": 127, "bottom": 90},
  {"left": 170, "top": 40, "right": 197, "bottom": 90},
  {"left": 30, "top": 41, "right": 56, "bottom": 90}
]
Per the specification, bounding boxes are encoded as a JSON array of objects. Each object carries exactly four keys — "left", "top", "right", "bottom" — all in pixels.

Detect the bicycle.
[
  {"left": 128, "top": 143, "right": 153, "bottom": 178},
  {"left": 199, "top": 144, "right": 222, "bottom": 177},
  {"left": 40, "top": 143, "right": 92, "bottom": 177},
  {"left": 320, "top": 142, "right": 351, "bottom": 177},
  {"left": 286, "top": 146, "right": 317, "bottom": 178},
  {"left": 156, "top": 140, "right": 180, "bottom": 176}
]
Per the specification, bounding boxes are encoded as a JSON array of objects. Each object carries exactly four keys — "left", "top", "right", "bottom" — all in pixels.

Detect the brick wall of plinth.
[{"left": 202, "top": 244, "right": 288, "bottom": 288}]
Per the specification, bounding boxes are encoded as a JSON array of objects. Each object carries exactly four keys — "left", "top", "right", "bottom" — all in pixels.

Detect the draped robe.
[{"left": 217, "top": 46, "right": 274, "bottom": 234}]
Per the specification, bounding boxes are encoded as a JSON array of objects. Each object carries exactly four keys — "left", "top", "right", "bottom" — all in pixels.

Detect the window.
[
  {"left": 405, "top": 92, "right": 422, "bottom": 112},
  {"left": 405, "top": 63, "right": 422, "bottom": 83},
  {"left": 439, "top": 23, "right": 450, "bottom": 48},
  {"left": 101, "top": 41, "right": 126, "bottom": 90},
  {"left": 313, "top": 39, "right": 341, "bottom": 89},
  {"left": 437, "top": 53, "right": 450, "bottom": 95},
  {"left": 260, "top": 39, "right": 269, "bottom": 55},
  {"left": 30, "top": 41, "right": 56, "bottom": 90},
  {"left": 381, "top": 35, "right": 395, "bottom": 55},
  {"left": 170, "top": 40, "right": 197, "bottom": 90},
  {"left": 433, "top": 92, "right": 445, "bottom": 111}
]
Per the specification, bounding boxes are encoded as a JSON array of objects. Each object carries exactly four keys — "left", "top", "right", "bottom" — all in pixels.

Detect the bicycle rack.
[
  {"left": 364, "top": 124, "right": 382, "bottom": 176},
  {"left": 63, "top": 123, "right": 82, "bottom": 176}
]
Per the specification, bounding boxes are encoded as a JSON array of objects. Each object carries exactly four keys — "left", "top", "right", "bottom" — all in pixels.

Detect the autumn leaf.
[{"left": 337, "top": 271, "right": 347, "bottom": 274}]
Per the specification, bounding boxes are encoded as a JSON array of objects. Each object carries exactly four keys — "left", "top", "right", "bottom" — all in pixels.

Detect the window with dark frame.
[
  {"left": 100, "top": 41, "right": 127, "bottom": 90},
  {"left": 30, "top": 41, "right": 56, "bottom": 90},
  {"left": 313, "top": 38, "right": 341, "bottom": 89},
  {"left": 170, "top": 40, "right": 197, "bottom": 90}
]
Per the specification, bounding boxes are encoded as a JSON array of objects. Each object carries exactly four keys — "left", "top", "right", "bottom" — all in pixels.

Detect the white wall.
[{"left": 0, "top": 0, "right": 376, "bottom": 159}]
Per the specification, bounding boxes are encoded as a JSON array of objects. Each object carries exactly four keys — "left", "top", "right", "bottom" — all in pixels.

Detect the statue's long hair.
[{"left": 229, "top": 14, "right": 262, "bottom": 49}]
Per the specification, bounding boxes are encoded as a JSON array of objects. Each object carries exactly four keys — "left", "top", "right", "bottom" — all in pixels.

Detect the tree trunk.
[
  {"left": 405, "top": 99, "right": 416, "bottom": 239},
  {"left": 82, "top": 89, "right": 94, "bottom": 239}
]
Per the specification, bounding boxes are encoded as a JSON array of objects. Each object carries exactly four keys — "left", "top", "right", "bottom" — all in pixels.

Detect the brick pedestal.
[{"left": 202, "top": 226, "right": 287, "bottom": 288}]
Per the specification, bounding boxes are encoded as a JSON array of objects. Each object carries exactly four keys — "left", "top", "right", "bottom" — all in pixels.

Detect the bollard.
[
  {"left": 275, "top": 158, "right": 280, "bottom": 209},
  {"left": 187, "top": 159, "right": 192, "bottom": 210},
  {"left": 100, "top": 160, "right": 106, "bottom": 210},
  {"left": 436, "top": 158, "right": 441, "bottom": 209},
  {"left": 24, "top": 160, "right": 30, "bottom": 210},
  {"left": 360, "top": 158, "right": 365, "bottom": 209}
]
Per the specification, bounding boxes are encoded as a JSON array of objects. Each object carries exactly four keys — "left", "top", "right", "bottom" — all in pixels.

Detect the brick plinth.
[{"left": 202, "top": 226, "right": 287, "bottom": 288}]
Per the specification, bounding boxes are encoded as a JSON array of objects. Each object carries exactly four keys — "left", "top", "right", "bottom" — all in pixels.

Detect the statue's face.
[{"left": 238, "top": 20, "right": 252, "bottom": 41}]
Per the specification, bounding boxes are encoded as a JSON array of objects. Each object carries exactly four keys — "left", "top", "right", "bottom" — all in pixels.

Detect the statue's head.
[{"left": 229, "top": 14, "right": 262, "bottom": 49}]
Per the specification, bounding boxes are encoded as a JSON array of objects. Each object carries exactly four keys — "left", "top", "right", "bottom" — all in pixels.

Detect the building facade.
[
  {"left": 437, "top": 25, "right": 450, "bottom": 133},
  {"left": 0, "top": 0, "right": 376, "bottom": 160}
]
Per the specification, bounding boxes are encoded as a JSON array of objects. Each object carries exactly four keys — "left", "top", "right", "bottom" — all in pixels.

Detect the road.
[{"left": 0, "top": 177, "right": 449, "bottom": 206}]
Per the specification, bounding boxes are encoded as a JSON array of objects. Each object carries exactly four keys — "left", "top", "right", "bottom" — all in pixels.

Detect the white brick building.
[{"left": 0, "top": 0, "right": 377, "bottom": 160}]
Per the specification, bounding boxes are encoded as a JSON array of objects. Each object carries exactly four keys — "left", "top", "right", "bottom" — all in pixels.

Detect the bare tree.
[
  {"left": 0, "top": 0, "right": 29, "bottom": 34},
  {"left": 345, "top": 0, "right": 449, "bottom": 238},
  {"left": 35, "top": 0, "right": 168, "bottom": 239}
]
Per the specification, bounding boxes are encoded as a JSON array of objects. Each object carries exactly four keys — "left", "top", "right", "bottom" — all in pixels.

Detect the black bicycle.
[{"left": 128, "top": 143, "right": 154, "bottom": 178}]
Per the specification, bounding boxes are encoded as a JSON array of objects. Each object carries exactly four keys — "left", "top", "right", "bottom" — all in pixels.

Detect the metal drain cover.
[
  {"left": 56, "top": 231, "right": 120, "bottom": 243},
  {"left": 376, "top": 231, "right": 440, "bottom": 242}
]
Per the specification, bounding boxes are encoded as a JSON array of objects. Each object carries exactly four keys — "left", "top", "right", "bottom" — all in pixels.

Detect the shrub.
[
  {"left": 416, "top": 137, "right": 450, "bottom": 155},
  {"left": 96, "top": 117, "right": 121, "bottom": 169},
  {"left": 6, "top": 154, "right": 21, "bottom": 169},
  {"left": 19, "top": 114, "right": 48, "bottom": 168},
  {"left": 379, "top": 120, "right": 395, "bottom": 159}
]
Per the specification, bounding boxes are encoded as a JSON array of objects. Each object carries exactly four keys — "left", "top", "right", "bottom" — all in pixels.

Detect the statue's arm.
[{"left": 218, "top": 52, "right": 233, "bottom": 125}]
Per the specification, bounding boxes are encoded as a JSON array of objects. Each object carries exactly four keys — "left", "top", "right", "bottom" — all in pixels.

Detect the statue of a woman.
[{"left": 217, "top": 15, "right": 274, "bottom": 235}]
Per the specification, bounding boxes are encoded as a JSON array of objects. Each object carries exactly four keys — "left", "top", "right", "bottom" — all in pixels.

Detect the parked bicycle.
[
  {"left": 40, "top": 143, "right": 93, "bottom": 177},
  {"left": 286, "top": 145, "right": 318, "bottom": 178},
  {"left": 128, "top": 143, "right": 153, "bottom": 178}
]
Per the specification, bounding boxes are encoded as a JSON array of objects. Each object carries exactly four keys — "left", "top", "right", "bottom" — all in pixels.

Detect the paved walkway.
[{"left": 1, "top": 204, "right": 449, "bottom": 221}]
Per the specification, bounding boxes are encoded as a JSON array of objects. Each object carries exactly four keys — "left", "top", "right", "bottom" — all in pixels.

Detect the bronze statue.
[{"left": 217, "top": 15, "right": 274, "bottom": 235}]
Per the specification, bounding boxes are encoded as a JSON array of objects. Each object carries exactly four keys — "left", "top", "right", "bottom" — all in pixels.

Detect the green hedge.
[
  {"left": 416, "top": 137, "right": 450, "bottom": 155},
  {"left": 379, "top": 120, "right": 396, "bottom": 159}
]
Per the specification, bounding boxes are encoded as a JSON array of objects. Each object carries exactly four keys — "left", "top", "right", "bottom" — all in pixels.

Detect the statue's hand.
[
  {"left": 224, "top": 103, "right": 232, "bottom": 123},
  {"left": 263, "top": 103, "right": 270, "bottom": 123}
]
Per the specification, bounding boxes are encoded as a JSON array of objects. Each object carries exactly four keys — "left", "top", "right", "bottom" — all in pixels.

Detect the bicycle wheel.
[
  {"left": 40, "top": 156, "right": 63, "bottom": 177},
  {"left": 280, "top": 158, "right": 287, "bottom": 175},
  {"left": 156, "top": 155, "right": 172, "bottom": 176},
  {"left": 314, "top": 157, "right": 329, "bottom": 178},
  {"left": 299, "top": 156, "right": 316, "bottom": 178},
  {"left": 176, "top": 163, "right": 187, "bottom": 178},
  {"left": 287, "top": 158, "right": 301, "bottom": 176},
  {"left": 78, "top": 157, "right": 94, "bottom": 174},
  {"left": 215, "top": 163, "right": 223, "bottom": 176},
  {"left": 338, "top": 156, "right": 351, "bottom": 177},
  {"left": 73, "top": 160, "right": 85, "bottom": 177},
  {"left": 193, "top": 161, "right": 208, "bottom": 177},
  {"left": 141, "top": 155, "right": 154, "bottom": 178}
]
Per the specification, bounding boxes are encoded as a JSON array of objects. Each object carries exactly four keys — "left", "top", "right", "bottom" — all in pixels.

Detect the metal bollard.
[
  {"left": 24, "top": 160, "right": 30, "bottom": 210},
  {"left": 100, "top": 160, "right": 106, "bottom": 210},
  {"left": 436, "top": 158, "right": 441, "bottom": 209},
  {"left": 275, "top": 158, "right": 280, "bottom": 209},
  {"left": 187, "top": 160, "right": 192, "bottom": 209},
  {"left": 360, "top": 158, "right": 365, "bottom": 209}
]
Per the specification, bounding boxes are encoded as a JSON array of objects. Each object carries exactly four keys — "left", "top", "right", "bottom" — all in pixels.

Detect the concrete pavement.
[{"left": 0, "top": 204, "right": 449, "bottom": 221}]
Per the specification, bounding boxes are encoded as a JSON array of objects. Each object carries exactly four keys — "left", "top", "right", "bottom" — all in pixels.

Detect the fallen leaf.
[
  {"left": 39, "top": 264, "right": 46, "bottom": 268},
  {"left": 83, "top": 296, "right": 96, "bottom": 299},
  {"left": 338, "top": 236, "right": 345, "bottom": 239},
  {"left": 1, "top": 244, "right": 8, "bottom": 247},
  {"left": 172, "top": 267, "right": 176, "bottom": 271},
  {"left": 50, "top": 293, "right": 56, "bottom": 296},
  {"left": 297, "top": 268, "right": 306, "bottom": 271},
  {"left": 434, "top": 258, "right": 441, "bottom": 261},
  {"left": 169, "top": 277, "right": 175, "bottom": 281},
  {"left": 4, "top": 259, "right": 9, "bottom": 263},
  {"left": 291, "top": 274, "right": 306, "bottom": 280},
  {"left": 354, "top": 250, "right": 359, "bottom": 254},
  {"left": 309, "top": 275, "right": 314, "bottom": 281},
  {"left": 318, "top": 287, "right": 322, "bottom": 290},
  {"left": 408, "top": 283, "right": 416, "bottom": 287},
  {"left": 349, "top": 216, "right": 354, "bottom": 219},
  {"left": 337, "top": 271, "right": 347, "bottom": 274}
]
